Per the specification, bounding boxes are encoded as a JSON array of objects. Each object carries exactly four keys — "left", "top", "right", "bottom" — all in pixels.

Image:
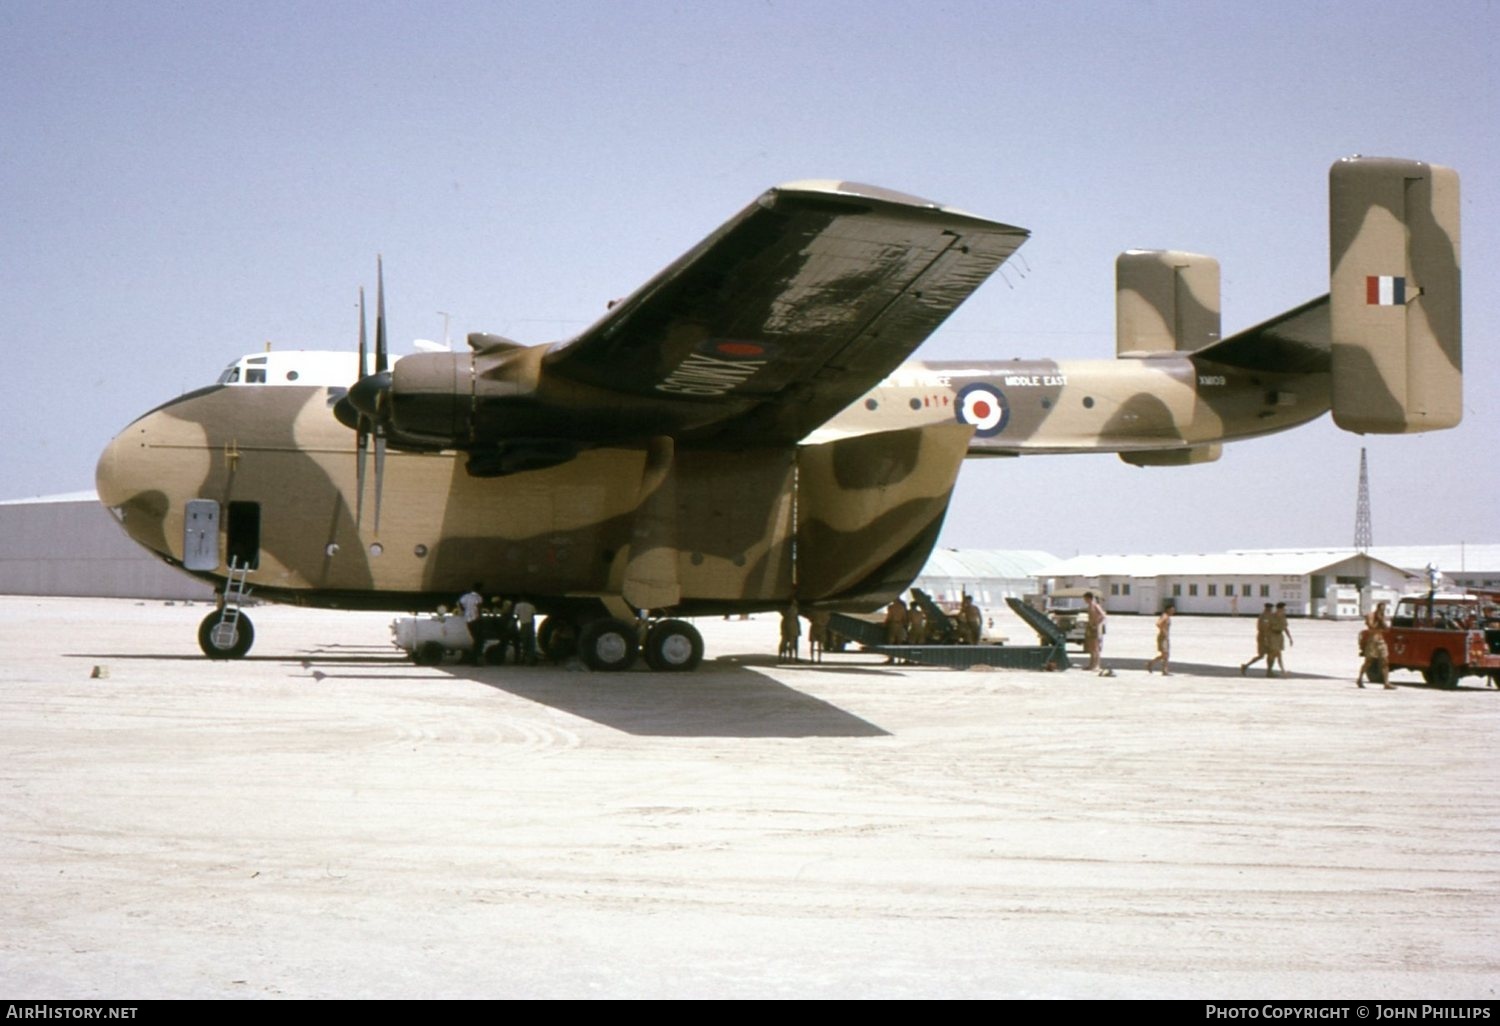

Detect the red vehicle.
[{"left": 1382, "top": 590, "right": 1500, "bottom": 688}]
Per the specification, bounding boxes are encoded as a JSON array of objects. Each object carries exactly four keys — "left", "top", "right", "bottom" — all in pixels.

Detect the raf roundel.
[{"left": 955, "top": 382, "right": 1009, "bottom": 437}]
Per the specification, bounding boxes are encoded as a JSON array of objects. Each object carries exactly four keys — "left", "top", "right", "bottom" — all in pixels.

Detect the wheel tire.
[
  {"left": 1429, "top": 650, "right": 1458, "bottom": 689},
  {"left": 644, "top": 619, "right": 704, "bottom": 672},
  {"left": 198, "top": 610, "right": 254, "bottom": 660},
  {"left": 537, "top": 616, "right": 576, "bottom": 663},
  {"left": 577, "top": 618, "right": 638, "bottom": 672},
  {"left": 414, "top": 641, "right": 446, "bottom": 665}
]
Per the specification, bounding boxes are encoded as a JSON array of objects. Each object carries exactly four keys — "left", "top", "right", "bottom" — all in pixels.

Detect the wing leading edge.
[{"left": 543, "top": 181, "right": 1028, "bottom": 445}]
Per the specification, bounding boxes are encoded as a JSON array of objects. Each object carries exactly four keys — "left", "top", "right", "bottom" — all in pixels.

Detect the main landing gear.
[{"left": 542, "top": 615, "right": 704, "bottom": 673}]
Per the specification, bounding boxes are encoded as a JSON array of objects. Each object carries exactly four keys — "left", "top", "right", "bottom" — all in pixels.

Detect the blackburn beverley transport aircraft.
[{"left": 95, "top": 156, "right": 1461, "bottom": 669}]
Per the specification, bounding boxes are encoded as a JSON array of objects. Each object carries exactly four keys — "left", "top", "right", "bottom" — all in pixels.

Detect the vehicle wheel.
[
  {"left": 644, "top": 619, "right": 703, "bottom": 672},
  {"left": 1429, "top": 650, "right": 1458, "bottom": 689},
  {"left": 198, "top": 610, "right": 254, "bottom": 660},
  {"left": 577, "top": 617, "right": 638, "bottom": 672},
  {"left": 414, "top": 641, "right": 445, "bottom": 665},
  {"left": 537, "top": 616, "right": 576, "bottom": 663}
]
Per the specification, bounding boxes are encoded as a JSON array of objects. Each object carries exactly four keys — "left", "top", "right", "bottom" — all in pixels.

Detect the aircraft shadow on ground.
[
  {"left": 69, "top": 645, "right": 891, "bottom": 738},
  {"left": 449, "top": 657, "right": 893, "bottom": 739}
]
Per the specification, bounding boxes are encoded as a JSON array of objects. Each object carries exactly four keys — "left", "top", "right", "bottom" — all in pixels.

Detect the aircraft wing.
[{"left": 542, "top": 182, "right": 1028, "bottom": 445}]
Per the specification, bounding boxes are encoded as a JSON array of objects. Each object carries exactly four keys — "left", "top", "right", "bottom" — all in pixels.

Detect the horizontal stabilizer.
[{"left": 1330, "top": 156, "right": 1461, "bottom": 433}]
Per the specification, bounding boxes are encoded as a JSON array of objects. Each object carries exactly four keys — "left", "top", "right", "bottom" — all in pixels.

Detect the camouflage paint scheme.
[{"left": 95, "top": 158, "right": 1461, "bottom": 625}]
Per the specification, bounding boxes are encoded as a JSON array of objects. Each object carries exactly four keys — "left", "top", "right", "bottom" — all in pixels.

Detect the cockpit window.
[
  {"left": 217, "top": 365, "right": 241, "bottom": 384},
  {"left": 246, "top": 368, "right": 267, "bottom": 384}
]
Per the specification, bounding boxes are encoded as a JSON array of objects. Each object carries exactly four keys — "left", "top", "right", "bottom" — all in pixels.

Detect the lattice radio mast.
[{"left": 1353, "top": 448, "right": 1373, "bottom": 553}]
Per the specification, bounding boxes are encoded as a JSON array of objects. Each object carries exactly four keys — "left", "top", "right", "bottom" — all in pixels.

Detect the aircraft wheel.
[
  {"left": 198, "top": 610, "right": 254, "bottom": 660},
  {"left": 1429, "top": 650, "right": 1458, "bottom": 689},
  {"left": 577, "top": 618, "right": 638, "bottom": 672},
  {"left": 537, "top": 617, "right": 576, "bottom": 663},
  {"left": 644, "top": 619, "right": 703, "bottom": 672}
]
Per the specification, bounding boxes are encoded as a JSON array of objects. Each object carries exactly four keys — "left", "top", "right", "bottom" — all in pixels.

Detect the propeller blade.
[
  {"left": 357, "top": 287, "right": 368, "bottom": 381},
  {"left": 353, "top": 286, "right": 369, "bottom": 532},
  {"left": 375, "top": 256, "right": 388, "bottom": 375},
  {"left": 372, "top": 257, "right": 389, "bottom": 535},
  {"left": 373, "top": 428, "right": 386, "bottom": 537},
  {"left": 355, "top": 423, "right": 368, "bottom": 532}
]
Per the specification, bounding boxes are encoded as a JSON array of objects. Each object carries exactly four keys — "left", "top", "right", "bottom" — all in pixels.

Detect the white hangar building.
[
  {"left": 909, "top": 548, "right": 1057, "bottom": 607},
  {"left": 0, "top": 493, "right": 214, "bottom": 601},
  {"left": 1034, "top": 546, "right": 1498, "bottom": 619}
]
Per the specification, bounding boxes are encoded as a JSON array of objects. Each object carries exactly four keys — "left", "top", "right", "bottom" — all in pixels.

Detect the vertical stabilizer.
[
  {"left": 1116, "top": 250, "right": 1221, "bottom": 356},
  {"left": 1330, "top": 156, "right": 1461, "bottom": 433}
]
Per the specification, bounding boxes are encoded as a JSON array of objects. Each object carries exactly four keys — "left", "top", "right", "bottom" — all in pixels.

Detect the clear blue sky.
[{"left": 2, "top": 0, "right": 1494, "bottom": 557}]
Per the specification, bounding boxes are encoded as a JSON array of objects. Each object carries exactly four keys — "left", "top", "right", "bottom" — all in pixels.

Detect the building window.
[
  {"left": 1189, "top": 584, "right": 1199, "bottom": 597},
  {"left": 1208, "top": 584, "right": 1217, "bottom": 597},
  {"left": 1172, "top": 584, "right": 1182, "bottom": 597},
  {"left": 1242, "top": 584, "right": 1252, "bottom": 597},
  {"left": 1260, "top": 584, "right": 1270, "bottom": 597},
  {"left": 1122, "top": 583, "right": 1131, "bottom": 596}
]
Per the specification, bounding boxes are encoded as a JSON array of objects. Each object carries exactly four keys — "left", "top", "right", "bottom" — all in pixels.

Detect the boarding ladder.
[{"left": 211, "top": 557, "right": 254, "bottom": 649}]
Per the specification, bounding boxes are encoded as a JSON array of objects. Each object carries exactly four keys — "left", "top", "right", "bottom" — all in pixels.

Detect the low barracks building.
[{"left": 1034, "top": 548, "right": 1500, "bottom": 618}]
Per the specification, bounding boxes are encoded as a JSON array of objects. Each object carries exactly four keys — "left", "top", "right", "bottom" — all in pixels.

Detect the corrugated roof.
[{"left": 919, "top": 548, "right": 1057, "bottom": 581}]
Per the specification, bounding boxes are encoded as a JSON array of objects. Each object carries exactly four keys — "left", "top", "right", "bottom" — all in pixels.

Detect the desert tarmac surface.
[{"left": 1, "top": 595, "right": 1496, "bottom": 999}]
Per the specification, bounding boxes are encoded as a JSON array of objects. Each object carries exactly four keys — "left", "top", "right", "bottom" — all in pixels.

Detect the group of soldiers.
[
  {"left": 458, "top": 583, "right": 539, "bottom": 666},
  {"left": 1240, "top": 602, "right": 1293, "bottom": 678},
  {"left": 882, "top": 592, "right": 985, "bottom": 647},
  {"left": 774, "top": 590, "right": 987, "bottom": 664}
]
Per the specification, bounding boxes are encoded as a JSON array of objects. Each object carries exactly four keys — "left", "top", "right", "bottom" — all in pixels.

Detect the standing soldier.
[
  {"left": 958, "top": 593, "right": 982, "bottom": 645},
  {"left": 907, "top": 594, "right": 928, "bottom": 647},
  {"left": 1241, "top": 603, "right": 1274, "bottom": 675},
  {"left": 1146, "top": 603, "right": 1174, "bottom": 676},
  {"left": 884, "top": 597, "right": 909, "bottom": 645},
  {"left": 1357, "top": 600, "right": 1393, "bottom": 689},
  {"left": 807, "top": 609, "right": 831, "bottom": 663},
  {"left": 512, "top": 597, "right": 537, "bottom": 665},
  {"left": 1265, "top": 601, "right": 1293, "bottom": 677},
  {"left": 458, "top": 582, "right": 485, "bottom": 664},
  {"left": 883, "top": 597, "right": 909, "bottom": 663},
  {"left": 779, "top": 602, "right": 802, "bottom": 663},
  {"left": 1083, "top": 591, "right": 1108, "bottom": 673}
]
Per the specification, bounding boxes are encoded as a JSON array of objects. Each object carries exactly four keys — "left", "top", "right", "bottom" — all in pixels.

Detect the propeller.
[{"left": 343, "top": 257, "right": 393, "bottom": 536}]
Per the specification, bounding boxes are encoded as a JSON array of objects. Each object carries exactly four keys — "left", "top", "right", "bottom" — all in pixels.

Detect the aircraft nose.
[
  {"left": 96, "top": 424, "right": 144, "bottom": 511},
  {"left": 95, "top": 415, "right": 177, "bottom": 558}
]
